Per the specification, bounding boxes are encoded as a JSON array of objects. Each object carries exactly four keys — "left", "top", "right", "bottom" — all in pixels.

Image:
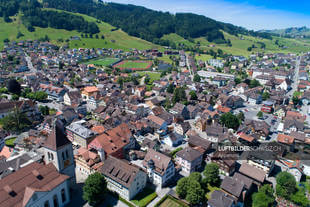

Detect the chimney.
[{"left": 98, "top": 148, "right": 105, "bottom": 161}]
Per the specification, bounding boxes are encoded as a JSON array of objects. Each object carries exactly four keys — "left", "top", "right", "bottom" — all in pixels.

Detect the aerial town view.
[{"left": 1, "top": 0, "right": 310, "bottom": 207}]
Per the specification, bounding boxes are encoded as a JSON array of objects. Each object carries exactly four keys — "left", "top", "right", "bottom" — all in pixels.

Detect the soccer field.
[
  {"left": 87, "top": 58, "right": 120, "bottom": 67},
  {"left": 113, "top": 60, "right": 152, "bottom": 70}
]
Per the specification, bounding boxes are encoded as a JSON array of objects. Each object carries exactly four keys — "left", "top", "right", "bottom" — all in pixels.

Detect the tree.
[
  {"left": 189, "top": 91, "right": 197, "bottom": 100},
  {"left": 34, "top": 91, "right": 48, "bottom": 101},
  {"left": 219, "top": 112, "right": 241, "bottom": 130},
  {"left": 16, "top": 31, "right": 24, "bottom": 39},
  {"left": 290, "top": 187, "right": 309, "bottom": 207},
  {"left": 234, "top": 77, "right": 241, "bottom": 84},
  {"left": 252, "top": 184, "right": 275, "bottom": 207},
  {"left": 262, "top": 92, "right": 270, "bottom": 101},
  {"left": 117, "top": 77, "right": 124, "bottom": 89},
  {"left": 11, "top": 94, "right": 19, "bottom": 101},
  {"left": 166, "top": 84, "right": 175, "bottom": 93},
  {"left": 3, "top": 38, "right": 10, "bottom": 43},
  {"left": 185, "top": 180, "right": 204, "bottom": 205},
  {"left": 193, "top": 74, "right": 201, "bottom": 82},
  {"left": 83, "top": 172, "right": 107, "bottom": 206},
  {"left": 7, "top": 79, "right": 21, "bottom": 95},
  {"left": 257, "top": 111, "right": 263, "bottom": 119},
  {"left": 189, "top": 172, "right": 202, "bottom": 183},
  {"left": 249, "top": 79, "right": 261, "bottom": 88},
  {"left": 276, "top": 172, "right": 296, "bottom": 200},
  {"left": 172, "top": 87, "right": 186, "bottom": 104},
  {"left": 39, "top": 105, "right": 50, "bottom": 116},
  {"left": 292, "top": 96, "right": 300, "bottom": 106},
  {"left": 144, "top": 76, "right": 151, "bottom": 84},
  {"left": 203, "top": 163, "right": 220, "bottom": 186},
  {"left": 176, "top": 177, "right": 188, "bottom": 199},
  {"left": 0, "top": 107, "right": 31, "bottom": 132},
  {"left": 237, "top": 112, "right": 245, "bottom": 122}
]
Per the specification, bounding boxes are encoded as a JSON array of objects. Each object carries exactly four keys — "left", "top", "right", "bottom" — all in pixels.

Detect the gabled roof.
[
  {"left": 143, "top": 149, "right": 172, "bottom": 175},
  {"left": 0, "top": 162, "right": 69, "bottom": 207},
  {"left": 42, "top": 120, "right": 71, "bottom": 151}
]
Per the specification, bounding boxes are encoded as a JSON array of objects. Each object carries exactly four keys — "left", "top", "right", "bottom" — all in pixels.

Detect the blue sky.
[{"left": 107, "top": 0, "right": 310, "bottom": 30}]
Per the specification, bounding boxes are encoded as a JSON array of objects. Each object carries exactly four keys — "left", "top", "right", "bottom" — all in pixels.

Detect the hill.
[
  {"left": 0, "top": 10, "right": 160, "bottom": 51},
  {"left": 260, "top": 26, "right": 310, "bottom": 38}
]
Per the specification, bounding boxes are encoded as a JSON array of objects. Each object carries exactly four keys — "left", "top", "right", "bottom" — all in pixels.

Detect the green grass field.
[
  {"left": 114, "top": 60, "right": 152, "bottom": 70},
  {"left": 86, "top": 58, "right": 120, "bottom": 67},
  {"left": 136, "top": 71, "right": 161, "bottom": 82},
  {"left": 5, "top": 137, "right": 16, "bottom": 147},
  {"left": 131, "top": 188, "right": 157, "bottom": 207},
  {"left": 0, "top": 10, "right": 162, "bottom": 51}
]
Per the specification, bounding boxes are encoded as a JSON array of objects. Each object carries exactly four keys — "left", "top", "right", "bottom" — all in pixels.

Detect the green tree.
[
  {"left": 83, "top": 172, "right": 107, "bottom": 206},
  {"left": 219, "top": 112, "right": 241, "bottom": 130},
  {"left": 189, "top": 172, "right": 202, "bottom": 183},
  {"left": 144, "top": 76, "right": 151, "bottom": 84},
  {"left": 292, "top": 96, "right": 300, "bottom": 106},
  {"left": 117, "top": 77, "right": 124, "bottom": 89},
  {"left": 167, "top": 84, "right": 175, "bottom": 93},
  {"left": 189, "top": 91, "right": 198, "bottom": 100},
  {"left": 7, "top": 79, "right": 21, "bottom": 95},
  {"left": 290, "top": 187, "right": 309, "bottom": 207},
  {"left": 176, "top": 177, "right": 188, "bottom": 199},
  {"left": 172, "top": 87, "right": 186, "bottom": 104},
  {"left": 0, "top": 87, "right": 8, "bottom": 94},
  {"left": 34, "top": 91, "right": 48, "bottom": 101},
  {"left": 249, "top": 79, "right": 261, "bottom": 88},
  {"left": 257, "top": 111, "right": 263, "bottom": 119},
  {"left": 39, "top": 105, "right": 50, "bottom": 116},
  {"left": 203, "top": 163, "right": 220, "bottom": 186},
  {"left": 193, "top": 74, "right": 201, "bottom": 82},
  {"left": 276, "top": 172, "right": 296, "bottom": 200},
  {"left": 237, "top": 112, "right": 245, "bottom": 122},
  {"left": 185, "top": 180, "right": 204, "bottom": 205},
  {"left": 234, "top": 77, "right": 241, "bottom": 84},
  {"left": 11, "top": 94, "right": 19, "bottom": 101},
  {"left": 262, "top": 92, "right": 270, "bottom": 101},
  {"left": 252, "top": 184, "right": 275, "bottom": 207},
  {"left": 0, "top": 107, "right": 31, "bottom": 132}
]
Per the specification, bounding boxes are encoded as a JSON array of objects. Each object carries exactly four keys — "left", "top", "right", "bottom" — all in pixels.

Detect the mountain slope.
[
  {"left": 0, "top": 11, "right": 161, "bottom": 50},
  {"left": 260, "top": 26, "right": 310, "bottom": 38}
]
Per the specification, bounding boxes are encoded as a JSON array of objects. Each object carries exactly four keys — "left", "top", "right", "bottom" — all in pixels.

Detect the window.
[
  {"left": 62, "top": 152, "right": 65, "bottom": 161},
  {"left": 48, "top": 152, "right": 50, "bottom": 160},
  {"left": 61, "top": 189, "right": 66, "bottom": 203},
  {"left": 44, "top": 201, "right": 49, "bottom": 207},
  {"left": 66, "top": 150, "right": 69, "bottom": 159},
  {"left": 53, "top": 195, "right": 58, "bottom": 207},
  {"left": 51, "top": 153, "right": 54, "bottom": 160}
]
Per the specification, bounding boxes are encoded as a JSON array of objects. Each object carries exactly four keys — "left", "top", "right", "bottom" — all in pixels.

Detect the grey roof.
[
  {"left": 208, "top": 190, "right": 234, "bottom": 207},
  {"left": 176, "top": 147, "right": 202, "bottom": 162},
  {"left": 220, "top": 176, "right": 244, "bottom": 198}
]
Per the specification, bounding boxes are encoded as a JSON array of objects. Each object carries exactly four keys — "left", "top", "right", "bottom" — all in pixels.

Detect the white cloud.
[{"left": 106, "top": 0, "right": 310, "bottom": 30}]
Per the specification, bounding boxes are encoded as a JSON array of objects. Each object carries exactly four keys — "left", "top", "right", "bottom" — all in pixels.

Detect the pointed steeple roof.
[{"left": 42, "top": 119, "right": 71, "bottom": 151}]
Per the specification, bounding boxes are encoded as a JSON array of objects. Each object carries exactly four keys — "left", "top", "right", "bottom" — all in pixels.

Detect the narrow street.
[{"left": 24, "top": 53, "right": 36, "bottom": 73}]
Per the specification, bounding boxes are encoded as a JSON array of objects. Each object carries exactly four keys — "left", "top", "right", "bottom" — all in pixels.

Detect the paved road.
[
  {"left": 287, "top": 56, "right": 301, "bottom": 98},
  {"left": 24, "top": 53, "right": 36, "bottom": 73}
]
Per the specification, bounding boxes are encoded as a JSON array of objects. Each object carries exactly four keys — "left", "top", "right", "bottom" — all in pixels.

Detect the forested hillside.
[{"left": 42, "top": 0, "right": 272, "bottom": 43}]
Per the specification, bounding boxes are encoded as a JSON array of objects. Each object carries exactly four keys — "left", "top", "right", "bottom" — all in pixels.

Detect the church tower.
[{"left": 42, "top": 119, "right": 76, "bottom": 185}]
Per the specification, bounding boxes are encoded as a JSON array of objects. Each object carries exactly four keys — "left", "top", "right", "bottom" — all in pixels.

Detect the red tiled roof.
[{"left": 277, "top": 134, "right": 294, "bottom": 145}]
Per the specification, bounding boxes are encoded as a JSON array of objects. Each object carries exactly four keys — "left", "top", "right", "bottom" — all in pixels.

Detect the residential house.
[
  {"left": 239, "top": 162, "right": 266, "bottom": 186},
  {"left": 220, "top": 176, "right": 246, "bottom": 202},
  {"left": 277, "top": 134, "right": 295, "bottom": 152},
  {"left": 211, "top": 151, "right": 237, "bottom": 176},
  {"left": 169, "top": 103, "right": 190, "bottom": 120},
  {"left": 88, "top": 123, "right": 136, "bottom": 159},
  {"left": 162, "top": 132, "right": 184, "bottom": 147},
  {"left": 208, "top": 190, "right": 235, "bottom": 207},
  {"left": 175, "top": 147, "right": 203, "bottom": 175},
  {"left": 39, "top": 83, "right": 66, "bottom": 102},
  {"left": 75, "top": 147, "right": 103, "bottom": 176},
  {"left": 100, "top": 156, "right": 147, "bottom": 200},
  {"left": 66, "top": 120, "right": 97, "bottom": 148},
  {"left": 81, "top": 86, "right": 98, "bottom": 100},
  {"left": 143, "top": 149, "right": 175, "bottom": 187},
  {"left": 63, "top": 90, "right": 82, "bottom": 106}
]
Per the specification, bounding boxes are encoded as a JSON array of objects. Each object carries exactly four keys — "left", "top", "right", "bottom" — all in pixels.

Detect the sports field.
[
  {"left": 87, "top": 58, "right": 120, "bottom": 67},
  {"left": 113, "top": 60, "right": 152, "bottom": 71}
]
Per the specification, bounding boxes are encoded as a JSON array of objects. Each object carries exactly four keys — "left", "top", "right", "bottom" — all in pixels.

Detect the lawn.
[
  {"left": 136, "top": 71, "right": 161, "bottom": 82},
  {"left": 195, "top": 54, "right": 213, "bottom": 62},
  {"left": 159, "top": 197, "right": 184, "bottom": 207},
  {"left": 5, "top": 137, "right": 16, "bottom": 147},
  {"left": 205, "top": 184, "right": 221, "bottom": 200},
  {"left": 114, "top": 60, "right": 152, "bottom": 71},
  {"left": 87, "top": 58, "right": 120, "bottom": 67},
  {"left": 131, "top": 187, "right": 157, "bottom": 207}
]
